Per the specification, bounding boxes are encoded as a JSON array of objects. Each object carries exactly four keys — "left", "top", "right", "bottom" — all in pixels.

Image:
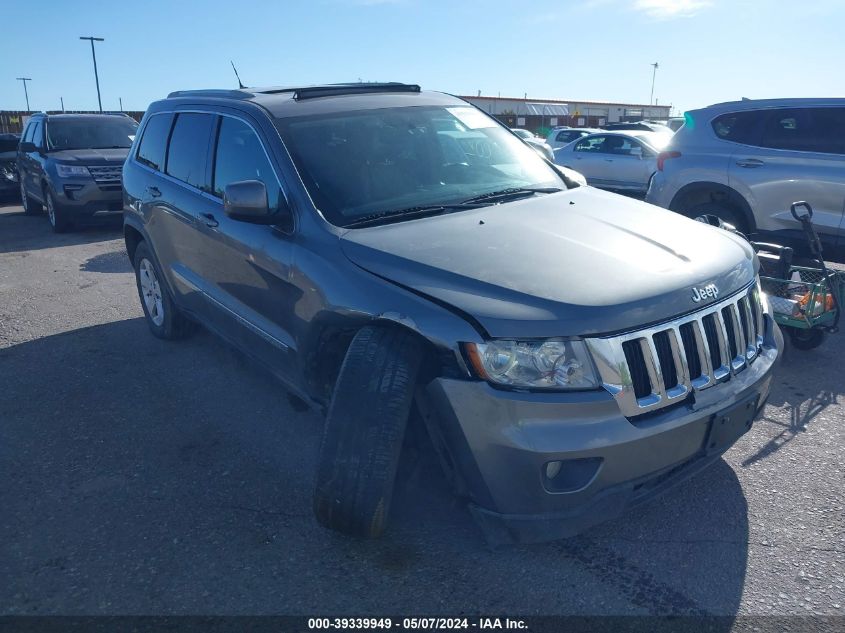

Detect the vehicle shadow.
[
  {"left": 0, "top": 318, "right": 748, "bottom": 619},
  {"left": 741, "top": 332, "right": 843, "bottom": 467},
  {"left": 80, "top": 249, "right": 132, "bottom": 273},
  {"left": 0, "top": 204, "right": 122, "bottom": 254}
]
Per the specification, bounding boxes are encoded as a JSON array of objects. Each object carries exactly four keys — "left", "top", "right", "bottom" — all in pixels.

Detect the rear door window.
[
  {"left": 165, "top": 112, "right": 215, "bottom": 191},
  {"left": 759, "top": 107, "right": 845, "bottom": 154},
  {"left": 136, "top": 113, "right": 173, "bottom": 172},
  {"left": 574, "top": 136, "right": 606, "bottom": 153}
]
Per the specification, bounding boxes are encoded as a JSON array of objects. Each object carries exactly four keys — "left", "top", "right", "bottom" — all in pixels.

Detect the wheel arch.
[{"left": 668, "top": 181, "right": 756, "bottom": 233}]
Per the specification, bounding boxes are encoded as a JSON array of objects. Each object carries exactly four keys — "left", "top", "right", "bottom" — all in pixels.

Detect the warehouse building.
[{"left": 460, "top": 94, "right": 672, "bottom": 133}]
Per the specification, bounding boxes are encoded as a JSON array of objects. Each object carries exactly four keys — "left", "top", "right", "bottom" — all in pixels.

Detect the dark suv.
[
  {"left": 123, "top": 83, "right": 780, "bottom": 543},
  {"left": 17, "top": 113, "right": 138, "bottom": 232}
]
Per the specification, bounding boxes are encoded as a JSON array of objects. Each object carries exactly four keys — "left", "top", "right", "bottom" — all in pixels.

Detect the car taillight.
[{"left": 657, "top": 151, "right": 681, "bottom": 171}]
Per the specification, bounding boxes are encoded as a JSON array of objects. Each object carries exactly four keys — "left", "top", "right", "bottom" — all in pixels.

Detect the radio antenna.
[{"left": 230, "top": 60, "right": 245, "bottom": 89}]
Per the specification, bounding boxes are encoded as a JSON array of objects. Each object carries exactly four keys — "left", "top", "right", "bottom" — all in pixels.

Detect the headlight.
[
  {"left": 463, "top": 339, "right": 599, "bottom": 390},
  {"left": 56, "top": 164, "right": 90, "bottom": 178}
]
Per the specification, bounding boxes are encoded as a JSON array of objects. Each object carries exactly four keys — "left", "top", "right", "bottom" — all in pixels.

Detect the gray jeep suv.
[
  {"left": 123, "top": 83, "right": 781, "bottom": 543},
  {"left": 18, "top": 112, "right": 138, "bottom": 232}
]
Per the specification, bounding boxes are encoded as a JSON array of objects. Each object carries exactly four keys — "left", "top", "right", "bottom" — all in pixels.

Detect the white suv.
[{"left": 646, "top": 98, "right": 845, "bottom": 258}]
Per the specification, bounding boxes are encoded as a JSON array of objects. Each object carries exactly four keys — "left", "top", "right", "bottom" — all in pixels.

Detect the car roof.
[
  {"left": 701, "top": 97, "right": 845, "bottom": 112},
  {"left": 158, "top": 83, "right": 467, "bottom": 118}
]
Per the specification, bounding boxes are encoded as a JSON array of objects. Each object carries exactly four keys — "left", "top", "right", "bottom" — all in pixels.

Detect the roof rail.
[
  {"left": 286, "top": 83, "right": 421, "bottom": 101},
  {"left": 166, "top": 88, "right": 254, "bottom": 100}
]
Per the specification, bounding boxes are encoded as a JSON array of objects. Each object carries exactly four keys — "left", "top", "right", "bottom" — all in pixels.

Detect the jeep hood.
[{"left": 340, "top": 187, "right": 756, "bottom": 338}]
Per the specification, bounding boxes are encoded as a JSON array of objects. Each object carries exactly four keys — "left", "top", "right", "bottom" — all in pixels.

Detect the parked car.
[
  {"left": 666, "top": 117, "right": 686, "bottom": 132},
  {"left": 554, "top": 130, "right": 671, "bottom": 193},
  {"left": 123, "top": 82, "right": 781, "bottom": 544},
  {"left": 646, "top": 98, "right": 845, "bottom": 258},
  {"left": 546, "top": 126, "right": 600, "bottom": 150},
  {"left": 511, "top": 128, "right": 554, "bottom": 160},
  {"left": 0, "top": 133, "right": 20, "bottom": 198},
  {"left": 17, "top": 113, "right": 138, "bottom": 232}
]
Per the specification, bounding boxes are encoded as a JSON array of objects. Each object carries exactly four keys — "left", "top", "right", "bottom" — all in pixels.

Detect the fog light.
[{"left": 542, "top": 457, "right": 603, "bottom": 493}]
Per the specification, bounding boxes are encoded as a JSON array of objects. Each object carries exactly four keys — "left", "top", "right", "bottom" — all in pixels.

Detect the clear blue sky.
[{"left": 2, "top": 0, "right": 843, "bottom": 115}]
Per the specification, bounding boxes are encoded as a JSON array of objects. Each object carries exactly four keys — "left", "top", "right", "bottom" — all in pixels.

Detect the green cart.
[{"left": 755, "top": 203, "right": 843, "bottom": 350}]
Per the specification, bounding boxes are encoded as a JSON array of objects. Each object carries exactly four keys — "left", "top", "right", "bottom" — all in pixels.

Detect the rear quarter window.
[
  {"left": 711, "top": 111, "right": 760, "bottom": 144},
  {"left": 136, "top": 113, "right": 174, "bottom": 172}
]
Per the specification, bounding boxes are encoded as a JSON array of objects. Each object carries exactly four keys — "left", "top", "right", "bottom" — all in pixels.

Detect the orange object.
[{"left": 799, "top": 291, "right": 834, "bottom": 313}]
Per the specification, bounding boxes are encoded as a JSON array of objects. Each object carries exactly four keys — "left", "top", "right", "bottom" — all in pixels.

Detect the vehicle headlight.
[
  {"left": 56, "top": 164, "right": 90, "bottom": 178},
  {"left": 463, "top": 339, "right": 599, "bottom": 390}
]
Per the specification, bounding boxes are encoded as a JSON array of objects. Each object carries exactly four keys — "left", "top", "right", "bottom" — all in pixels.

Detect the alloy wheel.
[{"left": 138, "top": 258, "right": 165, "bottom": 326}]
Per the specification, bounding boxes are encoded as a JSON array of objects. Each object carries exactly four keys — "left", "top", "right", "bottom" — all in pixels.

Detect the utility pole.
[
  {"left": 119, "top": 97, "right": 123, "bottom": 112},
  {"left": 650, "top": 62, "right": 659, "bottom": 106},
  {"left": 61, "top": 97, "right": 65, "bottom": 112},
  {"left": 16, "top": 77, "right": 32, "bottom": 111},
  {"left": 79, "top": 36, "right": 105, "bottom": 112}
]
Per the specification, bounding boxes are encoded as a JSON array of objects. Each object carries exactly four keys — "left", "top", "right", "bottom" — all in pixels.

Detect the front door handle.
[
  {"left": 147, "top": 186, "right": 161, "bottom": 197},
  {"left": 200, "top": 212, "right": 219, "bottom": 228},
  {"left": 736, "top": 159, "right": 764, "bottom": 168}
]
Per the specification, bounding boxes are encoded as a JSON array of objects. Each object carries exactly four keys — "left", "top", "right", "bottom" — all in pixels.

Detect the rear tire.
[
  {"left": 20, "top": 179, "right": 42, "bottom": 215},
  {"left": 313, "top": 325, "right": 424, "bottom": 538},
  {"left": 686, "top": 202, "right": 747, "bottom": 234},
  {"left": 133, "top": 241, "right": 195, "bottom": 340},
  {"left": 787, "top": 327, "right": 825, "bottom": 350}
]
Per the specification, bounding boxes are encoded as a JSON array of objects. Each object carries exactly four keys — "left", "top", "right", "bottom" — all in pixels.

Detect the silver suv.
[{"left": 646, "top": 98, "right": 845, "bottom": 258}]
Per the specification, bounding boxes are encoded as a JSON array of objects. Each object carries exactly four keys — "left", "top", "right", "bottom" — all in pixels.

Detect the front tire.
[
  {"left": 133, "top": 241, "right": 194, "bottom": 340},
  {"left": 313, "top": 325, "right": 425, "bottom": 538},
  {"left": 44, "top": 188, "right": 71, "bottom": 233}
]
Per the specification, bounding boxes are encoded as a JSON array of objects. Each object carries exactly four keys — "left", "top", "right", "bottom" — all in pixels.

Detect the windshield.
[
  {"left": 275, "top": 105, "right": 565, "bottom": 227},
  {"left": 46, "top": 117, "right": 138, "bottom": 151}
]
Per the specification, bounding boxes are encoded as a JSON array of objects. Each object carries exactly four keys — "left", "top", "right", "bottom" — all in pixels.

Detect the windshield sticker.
[{"left": 447, "top": 107, "right": 497, "bottom": 129}]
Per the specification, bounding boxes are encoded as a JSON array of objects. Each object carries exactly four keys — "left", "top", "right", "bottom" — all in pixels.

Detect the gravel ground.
[{"left": 1, "top": 201, "right": 843, "bottom": 620}]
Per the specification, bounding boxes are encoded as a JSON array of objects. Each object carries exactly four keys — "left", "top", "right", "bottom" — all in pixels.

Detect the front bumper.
[
  {"left": 51, "top": 177, "right": 122, "bottom": 217},
  {"left": 425, "top": 317, "right": 781, "bottom": 545}
]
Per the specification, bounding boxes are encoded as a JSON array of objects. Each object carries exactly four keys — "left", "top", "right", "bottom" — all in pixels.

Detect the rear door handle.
[
  {"left": 200, "top": 212, "right": 219, "bottom": 228},
  {"left": 146, "top": 186, "right": 161, "bottom": 197},
  {"left": 736, "top": 159, "right": 764, "bottom": 168}
]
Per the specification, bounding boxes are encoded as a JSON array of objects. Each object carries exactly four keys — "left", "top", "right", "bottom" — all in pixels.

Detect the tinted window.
[
  {"left": 137, "top": 113, "right": 173, "bottom": 171},
  {"left": 574, "top": 136, "right": 606, "bottom": 152},
  {"left": 22, "top": 123, "right": 35, "bottom": 143},
  {"left": 46, "top": 117, "right": 137, "bottom": 151},
  {"left": 711, "top": 111, "right": 760, "bottom": 144},
  {"left": 166, "top": 113, "right": 214, "bottom": 190},
  {"left": 556, "top": 130, "right": 580, "bottom": 143},
  {"left": 31, "top": 121, "right": 43, "bottom": 149},
  {"left": 213, "top": 117, "right": 282, "bottom": 209},
  {"left": 759, "top": 107, "right": 845, "bottom": 154}
]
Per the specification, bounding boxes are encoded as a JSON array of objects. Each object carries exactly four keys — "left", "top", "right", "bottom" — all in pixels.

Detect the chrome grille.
[
  {"left": 587, "top": 282, "right": 765, "bottom": 417},
  {"left": 87, "top": 165, "right": 122, "bottom": 188}
]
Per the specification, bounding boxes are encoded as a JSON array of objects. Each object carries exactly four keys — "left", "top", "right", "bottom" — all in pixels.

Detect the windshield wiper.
[
  {"left": 460, "top": 186, "right": 562, "bottom": 205},
  {"left": 345, "top": 203, "right": 486, "bottom": 228}
]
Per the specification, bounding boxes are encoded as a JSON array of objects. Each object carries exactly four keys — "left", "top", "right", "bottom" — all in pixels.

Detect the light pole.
[
  {"left": 16, "top": 77, "right": 32, "bottom": 111},
  {"left": 79, "top": 36, "right": 105, "bottom": 112},
  {"left": 650, "top": 62, "right": 659, "bottom": 106}
]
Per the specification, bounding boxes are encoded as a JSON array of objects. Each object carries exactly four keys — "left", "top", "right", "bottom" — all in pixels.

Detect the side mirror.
[
  {"left": 19, "top": 142, "right": 36, "bottom": 153},
  {"left": 223, "top": 180, "right": 291, "bottom": 226}
]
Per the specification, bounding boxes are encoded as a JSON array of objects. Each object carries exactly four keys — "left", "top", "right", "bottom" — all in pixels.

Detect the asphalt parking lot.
[{"left": 1, "top": 200, "right": 843, "bottom": 619}]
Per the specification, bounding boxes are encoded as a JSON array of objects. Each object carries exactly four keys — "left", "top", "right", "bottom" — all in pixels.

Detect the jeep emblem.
[{"left": 691, "top": 283, "right": 719, "bottom": 303}]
